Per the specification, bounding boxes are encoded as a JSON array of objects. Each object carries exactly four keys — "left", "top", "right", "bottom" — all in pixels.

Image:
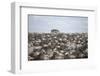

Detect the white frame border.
[{"left": 11, "top": 2, "right": 97, "bottom": 74}]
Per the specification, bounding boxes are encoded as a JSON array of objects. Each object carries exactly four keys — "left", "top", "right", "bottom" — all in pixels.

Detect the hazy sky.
[{"left": 28, "top": 15, "right": 88, "bottom": 33}]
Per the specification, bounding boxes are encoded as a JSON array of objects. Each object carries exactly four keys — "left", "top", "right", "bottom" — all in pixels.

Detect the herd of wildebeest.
[{"left": 28, "top": 31, "right": 88, "bottom": 61}]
